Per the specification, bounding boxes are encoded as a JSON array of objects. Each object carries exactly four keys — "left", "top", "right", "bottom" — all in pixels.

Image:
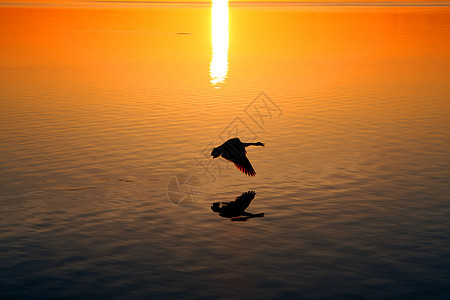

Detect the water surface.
[{"left": 1, "top": 3, "right": 450, "bottom": 299}]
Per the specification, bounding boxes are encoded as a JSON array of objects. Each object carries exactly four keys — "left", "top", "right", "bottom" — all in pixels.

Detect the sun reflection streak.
[{"left": 210, "top": 0, "right": 229, "bottom": 87}]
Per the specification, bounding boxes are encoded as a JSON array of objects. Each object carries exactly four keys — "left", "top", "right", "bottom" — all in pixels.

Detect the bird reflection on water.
[{"left": 211, "top": 191, "right": 264, "bottom": 221}]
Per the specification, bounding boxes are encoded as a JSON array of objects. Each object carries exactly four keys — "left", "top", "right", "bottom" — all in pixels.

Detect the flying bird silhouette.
[
  {"left": 211, "top": 138, "right": 264, "bottom": 176},
  {"left": 211, "top": 190, "right": 264, "bottom": 221}
]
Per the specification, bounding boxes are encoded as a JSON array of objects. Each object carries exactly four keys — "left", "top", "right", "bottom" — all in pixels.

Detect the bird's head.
[{"left": 211, "top": 147, "right": 222, "bottom": 158}]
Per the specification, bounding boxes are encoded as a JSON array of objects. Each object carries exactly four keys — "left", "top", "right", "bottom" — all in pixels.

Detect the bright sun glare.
[{"left": 210, "top": 0, "right": 229, "bottom": 87}]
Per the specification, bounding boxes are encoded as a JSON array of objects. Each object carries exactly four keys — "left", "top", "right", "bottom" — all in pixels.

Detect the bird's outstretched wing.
[
  {"left": 236, "top": 156, "right": 256, "bottom": 176},
  {"left": 230, "top": 155, "right": 256, "bottom": 177}
]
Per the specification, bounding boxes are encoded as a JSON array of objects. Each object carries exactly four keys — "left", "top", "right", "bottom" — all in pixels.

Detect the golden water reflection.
[{"left": 210, "top": 0, "right": 229, "bottom": 87}]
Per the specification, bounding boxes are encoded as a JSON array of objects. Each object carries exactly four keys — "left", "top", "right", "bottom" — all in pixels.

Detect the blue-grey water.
[{"left": 1, "top": 3, "right": 450, "bottom": 299}]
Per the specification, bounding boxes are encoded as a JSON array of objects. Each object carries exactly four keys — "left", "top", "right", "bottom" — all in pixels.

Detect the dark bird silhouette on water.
[
  {"left": 211, "top": 138, "right": 265, "bottom": 176},
  {"left": 211, "top": 191, "right": 264, "bottom": 221}
]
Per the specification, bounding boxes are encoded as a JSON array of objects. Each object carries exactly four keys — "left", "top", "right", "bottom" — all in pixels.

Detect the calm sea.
[{"left": 1, "top": 2, "right": 449, "bottom": 299}]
